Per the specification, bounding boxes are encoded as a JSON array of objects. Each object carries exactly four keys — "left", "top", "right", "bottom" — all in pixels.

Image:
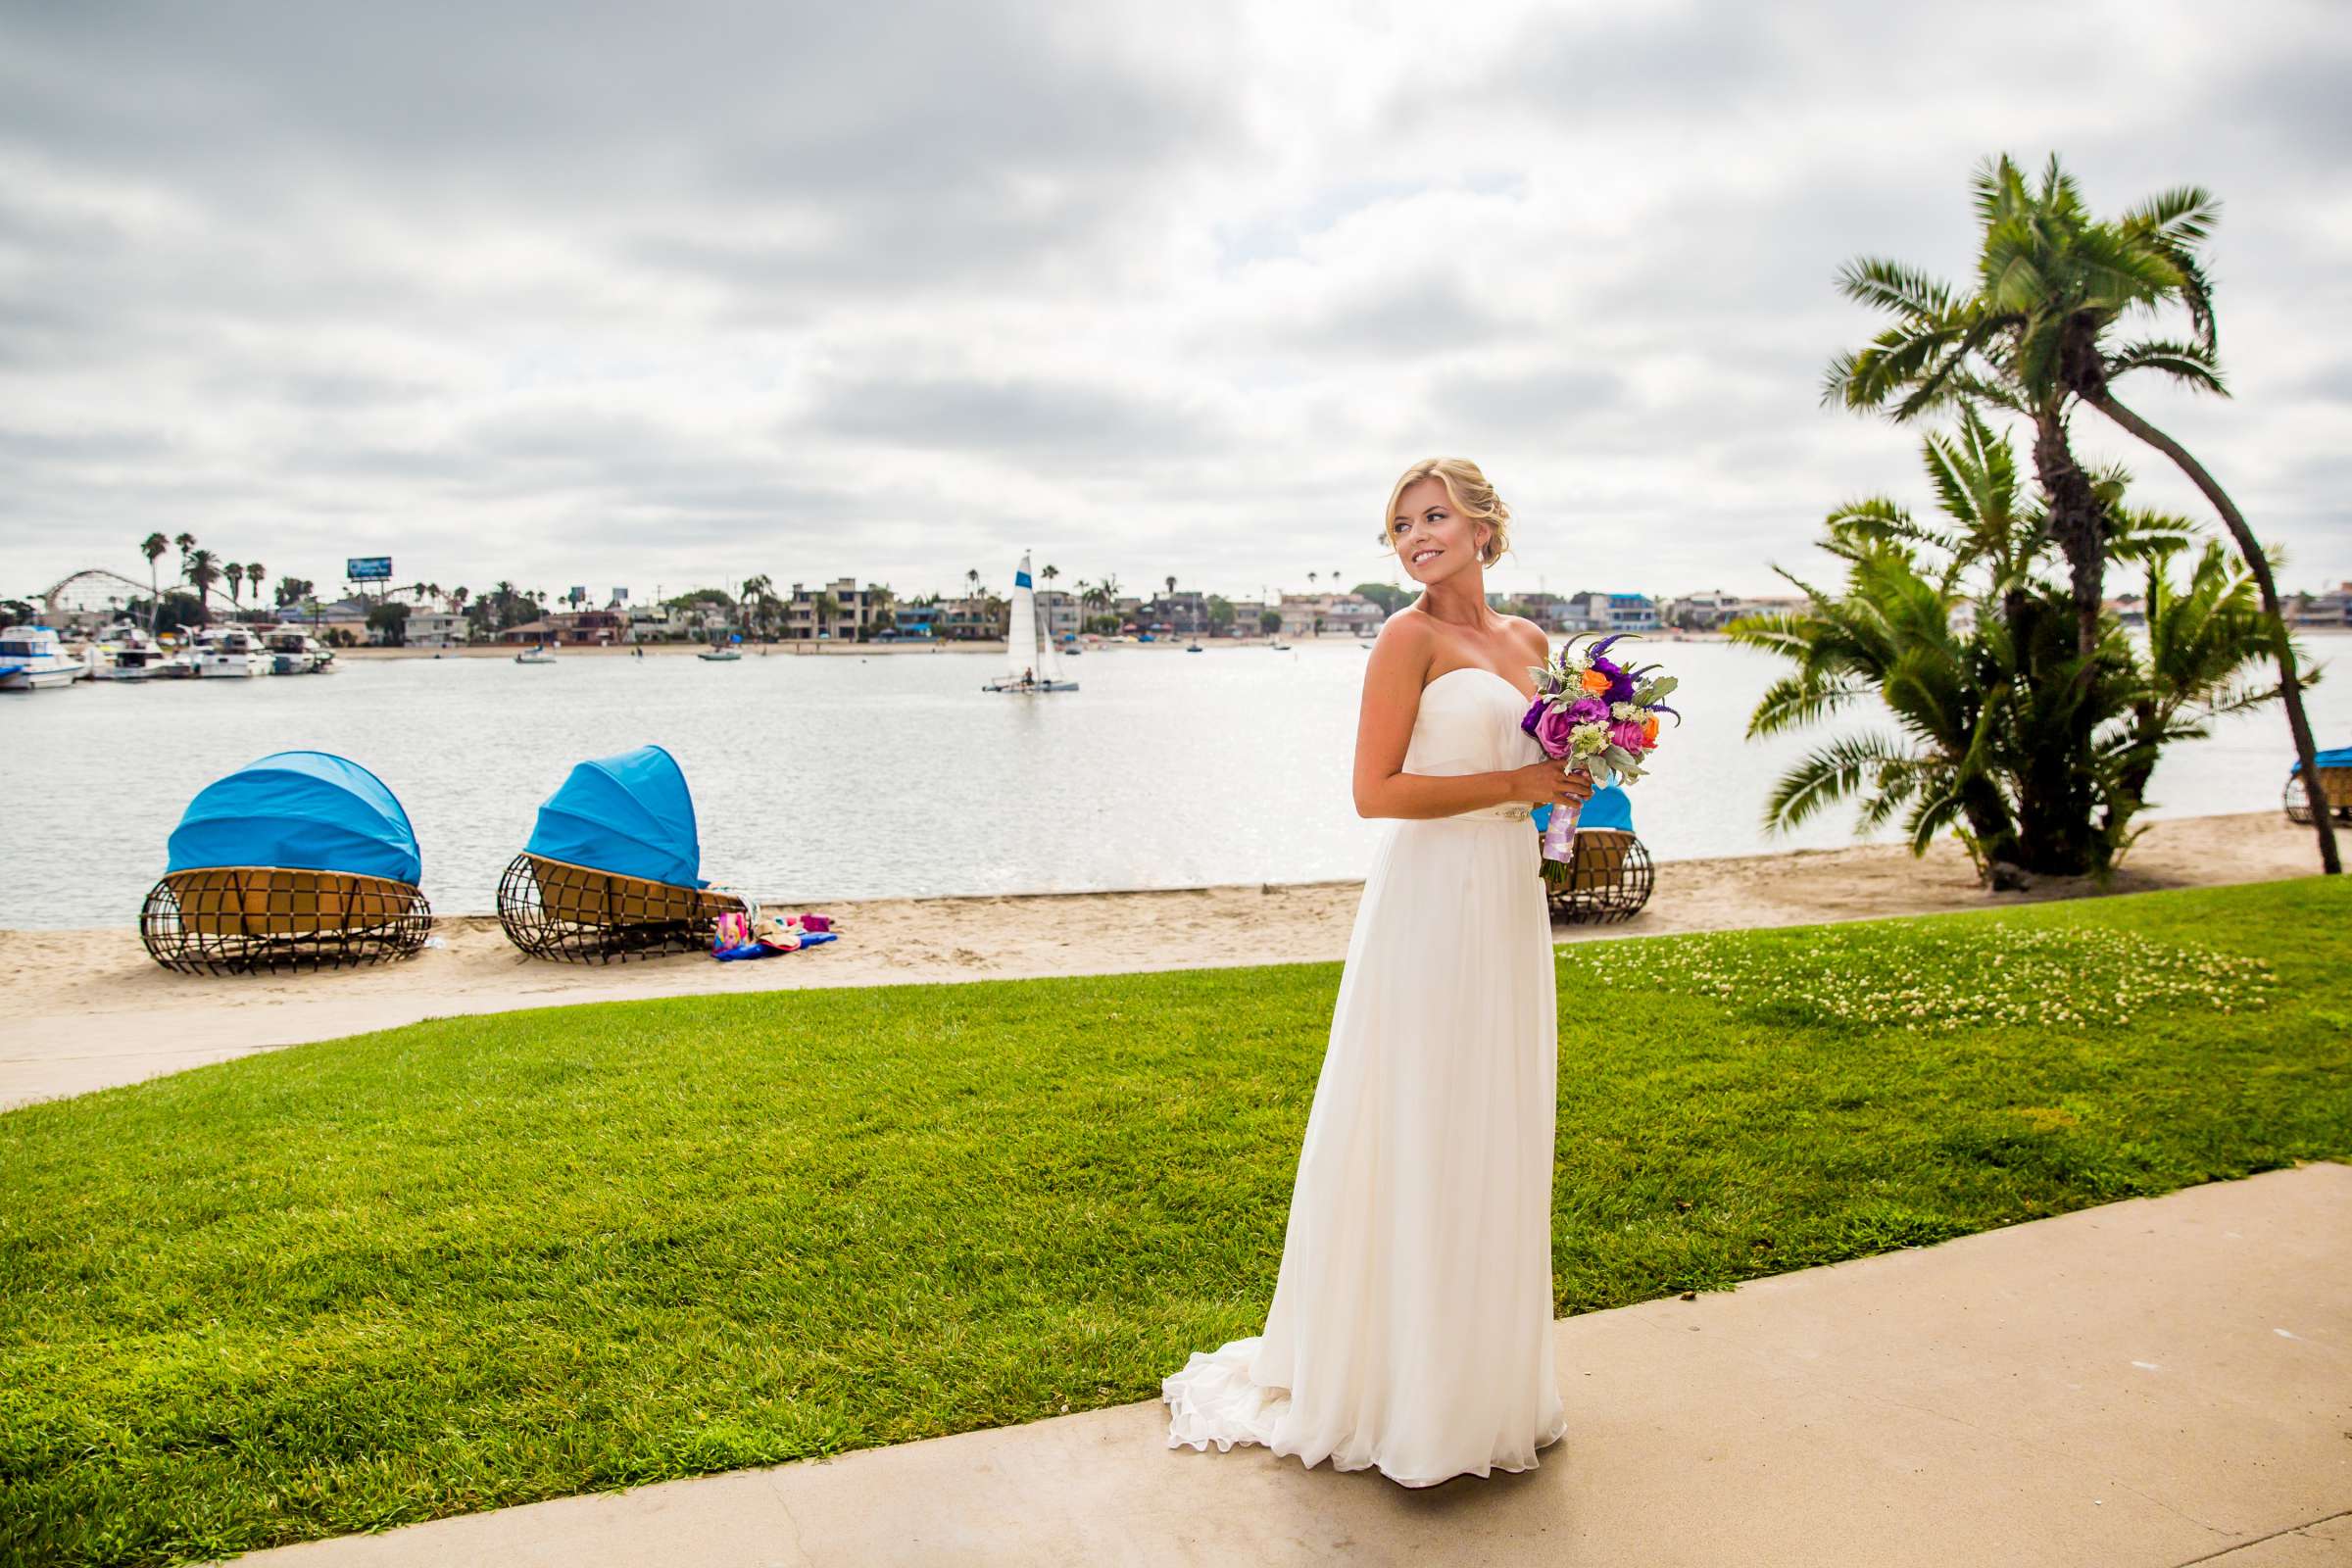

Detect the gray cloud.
[{"left": 1, "top": 0, "right": 2347, "bottom": 606}]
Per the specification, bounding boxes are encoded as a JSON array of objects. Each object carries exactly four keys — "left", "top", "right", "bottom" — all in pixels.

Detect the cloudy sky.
[{"left": 3, "top": 0, "right": 2347, "bottom": 612}]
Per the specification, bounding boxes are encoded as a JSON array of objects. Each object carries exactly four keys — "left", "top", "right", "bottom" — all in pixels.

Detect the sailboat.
[{"left": 982, "top": 552, "right": 1078, "bottom": 694}]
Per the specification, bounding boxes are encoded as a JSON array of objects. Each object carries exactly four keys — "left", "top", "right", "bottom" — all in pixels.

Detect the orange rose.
[
  {"left": 1642, "top": 714, "right": 1659, "bottom": 744},
  {"left": 1580, "top": 667, "right": 1610, "bottom": 695}
]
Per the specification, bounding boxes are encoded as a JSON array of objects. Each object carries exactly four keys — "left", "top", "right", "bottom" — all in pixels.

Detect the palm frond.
[
  {"left": 1764, "top": 731, "right": 1920, "bottom": 833},
  {"left": 2120, "top": 184, "right": 2220, "bottom": 251},
  {"left": 1835, "top": 257, "right": 1959, "bottom": 319},
  {"left": 2105, "top": 337, "right": 2227, "bottom": 395},
  {"left": 1747, "top": 671, "right": 1872, "bottom": 739}
]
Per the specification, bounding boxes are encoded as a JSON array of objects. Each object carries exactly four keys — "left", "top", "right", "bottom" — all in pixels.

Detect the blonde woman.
[{"left": 1162, "top": 458, "right": 1592, "bottom": 1487}]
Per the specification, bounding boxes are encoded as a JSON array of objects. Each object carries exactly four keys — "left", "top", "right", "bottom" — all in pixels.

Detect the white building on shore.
[
  {"left": 1278, "top": 592, "right": 1385, "bottom": 638},
  {"left": 405, "top": 610, "right": 470, "bottom": 647}
]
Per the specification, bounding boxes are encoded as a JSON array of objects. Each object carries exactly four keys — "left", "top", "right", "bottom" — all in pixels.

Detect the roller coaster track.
[{"left": 38, "top": 567, "right": 237, "bottom": 619}]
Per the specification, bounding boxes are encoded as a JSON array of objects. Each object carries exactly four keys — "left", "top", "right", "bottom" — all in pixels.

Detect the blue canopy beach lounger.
[
  {"left": 497, "top": 744, "right": 745, "bottom": 962},
  {"left": 1535, "top": 783, "right": 1655, "bottom": 925},
  {"left": 2284, "top": 745, "right": 2352, "bottom": 825},
  {"left": 140, "top": 751, "right": 433, "bottom": 973}
]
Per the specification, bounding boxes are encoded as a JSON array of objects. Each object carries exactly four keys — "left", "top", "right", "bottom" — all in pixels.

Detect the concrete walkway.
[{"left": 222, "top": 1162, "right": 2352, "bottom": 1567}]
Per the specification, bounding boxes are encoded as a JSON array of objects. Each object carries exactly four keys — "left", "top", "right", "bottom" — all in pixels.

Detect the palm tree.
[
  {"left": 139, "top": 532, "right": 169, "bottom": 632},
  {"left": 1041, "top": 564, "right": 1059, "bottom": 586},
  {"left": 1824, "top": 157, "right": 2107, "bottom": 662},
  {"left": 1736, "top": 416, "right": 2279, "bottom": 879},
  {"left": 813, "top": 591, "right": 841, "bottom": 639},
  {"left": 2034, "top": 168, "right": 2335, "bottom": 873},
  {"left": 1826, "top": 153, "right": 2335, "bottom": 873},
  {"left": 183, "top": 549, "right": 221, "bottom": 624},
  {"left": 1307, "top": 571, "right": 1318, "bottom": 589},
  {"left": 225, "top": 564, "right": 245, "bottom": 605},
  {"left": 739, "top": 573, "right": 772, "bottom": 639},
  {"left": 1165, "top": 574, "right": 1177, "bottom": 597},
  {"left": 965, "top": 568, "right": 981, "bottom": 600},
  {"left": 246, "top": 564, "right": 265, "bottom": 607},
  {"left": 865, "top": 583, "right": 896, "bottom": 640}
]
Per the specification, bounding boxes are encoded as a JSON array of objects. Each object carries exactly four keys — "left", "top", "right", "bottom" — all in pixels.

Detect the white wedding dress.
[{"left": 1162, "top": 665, "right": 1567, "bottom": 1487}]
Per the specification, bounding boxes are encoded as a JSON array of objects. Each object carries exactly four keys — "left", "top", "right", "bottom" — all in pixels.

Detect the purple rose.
[
  {"left": 1608, "top": 718, "right": 1648, "bottom": 753},
  {"left": 1522, "top": 700, "right": 1576, "bottom": 758},
  {"left": 1566, "top": 695, "right": 1610, "bottom": 724}
]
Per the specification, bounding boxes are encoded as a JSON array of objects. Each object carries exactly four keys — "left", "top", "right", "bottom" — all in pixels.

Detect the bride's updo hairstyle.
[{"left": 1380, "top": 457, "right": 1512, "bottom": 565}]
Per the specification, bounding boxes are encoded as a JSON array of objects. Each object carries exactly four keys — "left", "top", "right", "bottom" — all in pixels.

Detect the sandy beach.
[{"left": 0, "top": 808, "right": 2327, "bottom": 1112}]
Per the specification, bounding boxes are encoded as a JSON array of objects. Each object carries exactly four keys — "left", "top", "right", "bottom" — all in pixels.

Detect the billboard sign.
[{"left": 347, "top": 557, "right": 393, "bottom": 582}]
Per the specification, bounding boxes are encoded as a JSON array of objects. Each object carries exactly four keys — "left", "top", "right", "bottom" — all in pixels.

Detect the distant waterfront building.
[
  {"left": 1036, "top": 588, "right": 1082, "bottom": 642},
  {"left": 626, "top": 602, "right": 680, "bottom": 640},
  {"left": 1279, "top": 592, "right": 1384, "bottom": 638},
  {"left": 783, "top": 578, "right": 880, "bottom": 640},
  {"left": 882, "top": 605, "right": 940, "bottom": 639},
  {"left": 1663, "top": 590, "right": 1740, "bottom": 630},
  {"left": 1224, "top": 599, "right": 1269, "bottom": 636},
  {"left": 2288, "top": 581, "right": 2352, "bottom": 628},
  {"left": 1135, "top": 590, "right": 1211, "bottom": 635},
  {"left": 940, "top": 595, "right": 1006, "bottom": 641},
  {"left": 405, "top": 610, "right": 470, "bottom": 648},
  {"left": 1605, "top": 593, "right": 1659, "bottom": 631},
  {"left": 1543, "top": 592, "right": 1608, "bottom": 632},
  {"left": 500, "top": 610, "right": 626, "bottom": 646}
]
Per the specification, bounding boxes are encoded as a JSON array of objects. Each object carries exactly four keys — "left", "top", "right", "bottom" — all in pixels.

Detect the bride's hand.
[{"left": 1507, "top": 758, "right": 1594, "bottom": 807}]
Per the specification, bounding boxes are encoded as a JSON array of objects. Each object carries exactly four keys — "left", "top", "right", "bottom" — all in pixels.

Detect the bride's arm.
[{"left": 1351, "top": 617, "right": 1567, "bottom": 820}]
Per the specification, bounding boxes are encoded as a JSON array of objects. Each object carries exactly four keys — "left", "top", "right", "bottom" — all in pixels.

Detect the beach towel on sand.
[{"left": 712, "top": 910, "right": 838, "bottom": 961}]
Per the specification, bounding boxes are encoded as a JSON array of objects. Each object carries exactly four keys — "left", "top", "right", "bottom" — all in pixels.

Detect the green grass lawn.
[{"left": 5, "top": 877, "right": 2348, "bottom": 1567}]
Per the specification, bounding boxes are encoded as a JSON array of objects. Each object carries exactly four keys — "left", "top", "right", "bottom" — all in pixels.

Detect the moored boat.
[
  {"left": 86, "top": 622, "right": 172, "bottom": 681},
  {"left": 0, "top": 625, "right": 84, "bottom": 690},
  {"left": 263, "top": 629, "right": 336, "bottom": 675},
  {"left": 192, "top": 626, "right": 265, "bottom": 677}
]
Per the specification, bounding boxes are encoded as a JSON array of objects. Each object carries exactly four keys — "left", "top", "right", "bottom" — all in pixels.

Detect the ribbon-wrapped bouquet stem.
[{"left": 1519, "top": 632, "right": 1679, "bottom": 886}]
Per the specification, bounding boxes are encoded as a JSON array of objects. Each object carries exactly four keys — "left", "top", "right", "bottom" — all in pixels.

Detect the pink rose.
[
  {"left": 1522, "top": 699, "right": 1576, "bottom": 758},
  {"left": 1609, "top": 719, "right": 1649, "bottom": 754}
]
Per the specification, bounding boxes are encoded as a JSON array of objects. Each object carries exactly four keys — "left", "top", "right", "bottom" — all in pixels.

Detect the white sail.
[
  {"left": 1005, "top": 554, "right": 1039, "bottom": 684},
  {"left": 1036, "top": 577, "right": 1062, "bottom": 680}
]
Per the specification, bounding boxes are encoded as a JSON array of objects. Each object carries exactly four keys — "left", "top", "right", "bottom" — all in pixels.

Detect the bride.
[{"left": 1161, "top": 457, "right": 1592, "bottom": 1488}]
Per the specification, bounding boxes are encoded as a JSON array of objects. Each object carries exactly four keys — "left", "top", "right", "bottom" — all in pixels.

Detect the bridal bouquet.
[{"left": 1520, "top": 632, "right": 1678, "bottom": 882}]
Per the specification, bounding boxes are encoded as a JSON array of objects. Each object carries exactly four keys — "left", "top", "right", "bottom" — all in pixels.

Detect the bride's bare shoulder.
[
  {"left": 1369, "top": 606, "right": 1437, "bottom": 661},
  {"left": 1360, "top": 608, "right": 1438, "bottom": 693},
  {"left": 1376, "top": 605, "right": 1431, "bottom": 641}
]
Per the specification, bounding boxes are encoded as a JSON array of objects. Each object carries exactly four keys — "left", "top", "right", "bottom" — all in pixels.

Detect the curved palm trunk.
[
  {"left": 2031, "top": 413, "right": 2107, "bottom": 661},
  {"left": 2090, "top": 390, "right": 2340, "bottom": 875}
]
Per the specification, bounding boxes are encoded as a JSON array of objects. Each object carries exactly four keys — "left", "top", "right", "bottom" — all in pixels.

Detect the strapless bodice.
[{"left": 1406, "top": 667, "right": 1544, "bottom": 822}]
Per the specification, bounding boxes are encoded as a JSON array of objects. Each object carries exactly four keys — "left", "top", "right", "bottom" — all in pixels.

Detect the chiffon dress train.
[{"left": 1162, "top": 665, "right": 1567, "bottom": 1487}]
